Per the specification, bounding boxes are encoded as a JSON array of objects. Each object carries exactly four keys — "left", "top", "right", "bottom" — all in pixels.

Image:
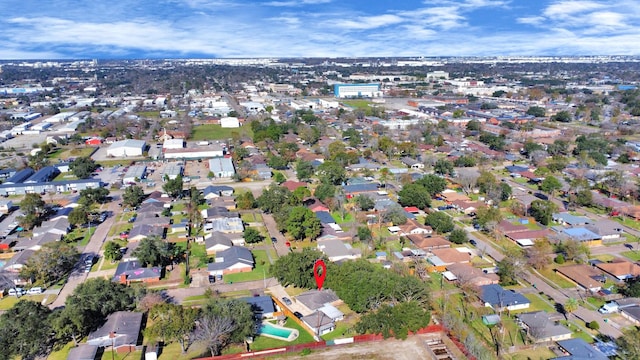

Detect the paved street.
[
  {"left": 471, "top": 233, "right": 623, "bottom": 338},
  {"left": 164, "top": 277, "right": 278, "bottom": 303},
  {"left": 49, "top": 196, "right": 121, "bottom": 309}
]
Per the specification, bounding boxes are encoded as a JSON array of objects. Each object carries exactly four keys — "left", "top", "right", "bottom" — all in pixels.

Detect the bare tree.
[
  {"left": 193, "top": 314, "right": 238, "bottom": 357},
  {"left": 457, "top": 170, "right": 479, "bottom": 195}
]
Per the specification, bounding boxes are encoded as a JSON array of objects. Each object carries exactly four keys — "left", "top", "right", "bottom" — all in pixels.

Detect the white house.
[
  {"left": 107, "top": 139, "right": 146, "bottom": 157},
  {"left": 220, "top": 117, "right": 240, "bottom": 128}
]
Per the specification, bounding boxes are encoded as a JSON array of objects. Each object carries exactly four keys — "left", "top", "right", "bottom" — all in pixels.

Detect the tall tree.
[
  {"left": 425, "top": 212, "right": 454, "bottom": 233},
  {"left": 0, "top": 300, "right": 53, "bottom": 360},
  {"left": 526, "top": 239, "right": 553, "bottom": 270},
  {"left": 132, "top": 236, "right": 172, "bottom": 267},
  {"left": 529, "top": 200, "right": 558, "bottom": 225},
  {"left": 146, "top": 303, "right": 199, "bottom": 353},
  {"left": 285, "top": 206, "right": 322, "bottom": 241},
  {"left": 272, "top": 249, "right": 327, "bottom": 289},
  {"left": 69, "top": 156, "right": 99, "bottom": 179},
  {"left": 163, "top": 175, "right": 184, "bottom": 198},
  {"left": 122, "top": 185, "right": 145, "bottom": 208},
  {"left": 539, "top": 175, "right": 562, "bottom": 199},
  {"left": 68, "top": 206, "right": 89, "bottom": 227},
  {"left": 295, "top": 160, "right": 314, "bottom": 181},
  {"left": 398, "top": 183, "right": 431, "bottom": 209},
  {"left": 20, "top": 241, "right": 79, "bottom": 285},
  {"left": 617, "top": 327, "right": 640, "bottom": 359},
  {"left": 194, "top": 298, "right": 255, "bottom": 356},
  {"left": 415, "top": 174, "right": 447, "bottom": 196},
  {"left": 78, "top": 187, "right": 110, "bottom": 207}
]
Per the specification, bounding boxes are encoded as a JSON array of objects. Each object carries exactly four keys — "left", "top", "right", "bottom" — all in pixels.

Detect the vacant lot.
[{"left": 191, "top": 124, "right": 253, "bottom": 141}]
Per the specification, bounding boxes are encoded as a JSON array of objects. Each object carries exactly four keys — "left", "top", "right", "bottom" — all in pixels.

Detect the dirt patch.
[{"left": 283, "top": 333, "right": 465, "bottom": 360}]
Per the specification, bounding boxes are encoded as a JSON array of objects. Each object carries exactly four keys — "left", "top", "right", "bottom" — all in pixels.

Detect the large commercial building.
[
  {"left": 107, "top": 140, "right": 146, "bottom": 157},
  {"left": 208, "top": 157, "right": 235, "bottom": 178},
  {"left": 334, "top": 83, "right": 382, "bottom": 98}
]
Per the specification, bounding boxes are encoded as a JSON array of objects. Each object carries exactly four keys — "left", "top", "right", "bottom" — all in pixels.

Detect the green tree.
[
  {"left": 563, "top": 298, "right": 578, "bottom": 315},
  {"left": 434, "top": 159, "right": 454, "bottom": 176},
  {"left": 69, "top": 156, "right": 99, "bottom": 179},
  {"left": 285, "top": 206, "right": 322, "bottom": 241},
  {"left": 466, "top": 119, "right": 481, "bottom": 131},
  {"left": 235, "top": 191, "right": 256, "bottom": 210},
  {"left": 132, "top": 237, "right": 172, "bottom": 267},
  {"left": 78, "top": 187, "right": 110, "bottom": 206},
  {"left": 68, "top": 206, "right": 89, "bottom": 227},
  {"left": 448, "top": 228, "right": 468, "bottom": 244},
  {"left": 20, "top": 192, "right": 46, "bottom": 216},
  {"left": 104, "top": 241, "right": 123, "bottom": 262},
  {"left": 63, "top": 278, "right": 135, "bottom": 336},
  {"left": 500, "top": 182, "right": 512, "bottom": 201},
  {"left": 318, "top": 160, "right": 347, "bottom": 185},
  {"left": 355, "top": 301, "right": 431, "bottom": 340},
  {"left": 292, "top": 186, "right": 311, "bottom": 203},
  {"left": 195, "top": 298, "right": 255, "bottom": 356},
  {"left": 425, "top": 212, "right": 454, "bottom": 233},
  {"left": 273, "top": 171, "right": 286, "bottom": 184},
  {"left": 552, "top": 110, "right": 572, "bottom": 122},
  {"left": 314, "top": 183, "right": 335, "bottom": 202},
  {"left": 398, "top": 183, "right": 431, "bottom": 209},
  {"left": 0, "top": 300, "right": 53, "bottom": 360},
  {"left": 354, "top": 194, "right": 375, "bottom": 211},
  {"left": 122, "top": 185, "right": 145, "bottom": 208},
  {"left": 357, "top": 226, "right": 373, "bottom": 243},
  {"left": 146, "top": 303, "right": 199, "bottom": 353},
  {"left": 415, "top": 174, "right": 447, "bottom": 196},
  {"left": 163, "top": 175, "right": 184, "bottom": 198},
  {"left": 476, "top": 206, "right": 503, "bottom": 229},
  {"left": 382, "top": 205, "right": 408, "bottom": 225},
  {"left": 526, "top": 239, "right": 553, "bottom": 270},
  {"left": 529, "top": 199, "right": 558, "bottom": 225},
  {"left": 526, "top": 106, "right": 546, "bottom": 117},
  {"left": 243, "top": 227, "right": 263, "bottom": 244},
  {"left": 496, "top": 249, "right": 526, "bottom": 286},
  {"left": 295, "top": 160, "right": 314, "bottom": 181},
  {"left": 617, "top": 327, "right": 640, "bottom": 359},
  {"left": 272, "top": 249, "right": 327, "bottom": 288},
  {"left": 257, "top": 184, "right": 294, "bottom": 213},
  {"left": 540, "top": 175, "right": 562, "bottom": 199},
  {"left": 20, "top": 241, "right": 79, "bottom": 286}
]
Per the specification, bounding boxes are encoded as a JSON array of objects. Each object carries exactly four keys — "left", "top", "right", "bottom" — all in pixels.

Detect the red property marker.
[{"left": 313, "top": 259, "right": 327, "bottom": 290}]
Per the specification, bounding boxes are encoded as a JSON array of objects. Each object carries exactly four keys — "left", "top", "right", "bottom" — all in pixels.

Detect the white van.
[
  {"left": 27, "top": 287, "right": 43, "bottom": 295},
  {"left": 8, "top": 288, "right": 25, "bottom": 297}
]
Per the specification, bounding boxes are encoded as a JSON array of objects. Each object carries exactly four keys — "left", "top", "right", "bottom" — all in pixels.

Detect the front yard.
[{"left": 224, "top": 250, "right": 271, "bottom": 283}]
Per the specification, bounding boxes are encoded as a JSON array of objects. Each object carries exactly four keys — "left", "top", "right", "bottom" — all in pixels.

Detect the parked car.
[
  {"left": 282, "top": 297, "right": 292, "bottom": 306},
  {"left": 293, "top": 311, "right": 303, "bottom": 319},
  {"left": 209, "top": 275, "right": 216, "bottom": 284},
  {"left": 27, "top": 287, "right": 43, "bottom": 295},
  {"left": 625, "top": 243, "right": 634, "bottom": 250},
  {"left": 8, "top": 288, "right": 25, "bottom": 297},
  {"left": 271, "top": 237, "right": 277, "bottom": 243},
  {"left": 469, "top": 239, "right": 477, "bottom": 246}
]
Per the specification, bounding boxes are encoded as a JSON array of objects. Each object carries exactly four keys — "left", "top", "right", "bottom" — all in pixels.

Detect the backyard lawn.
[
  {"left": 249, "top": 317, "right": 315, "bottom": 351},
  {"left": 191, "top": 124, "right": 253, "bottom": 141},
  {"left": 224, "top": 250, "right": 271, "bottom": 283}
]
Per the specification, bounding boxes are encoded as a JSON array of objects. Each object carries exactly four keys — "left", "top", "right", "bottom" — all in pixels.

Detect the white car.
[
  {"left": 27, "top": 287, "right": 43, "bottom": 295},
  {"left": 7, "top": 288, "right": 25, "bottom": 297}
]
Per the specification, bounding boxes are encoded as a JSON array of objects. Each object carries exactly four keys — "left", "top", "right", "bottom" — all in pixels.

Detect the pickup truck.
[{"left": 598, "top": 302, "right": 619, "bottom": 314}]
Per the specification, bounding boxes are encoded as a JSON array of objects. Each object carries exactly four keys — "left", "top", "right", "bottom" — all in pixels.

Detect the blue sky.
[{"left": 1, "top": 0, "right": 639, "bottom": 59}]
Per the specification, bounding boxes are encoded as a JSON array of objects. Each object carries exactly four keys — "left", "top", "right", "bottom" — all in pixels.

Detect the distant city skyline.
[{"left": 1, "top": 0, "right": 639, "bottom": 60}]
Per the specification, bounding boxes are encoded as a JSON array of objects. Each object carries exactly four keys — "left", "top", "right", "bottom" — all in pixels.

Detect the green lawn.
[
  {"left": 241, "top": 213, "right": 263, "bottom": 223},
  {"left": 341, "top": 99, "right": 372, "bottom": 110},
  {"left": 536, "top": 267, "right": 577, "bottom": 289},
  {"left": 101, "top": 350, "right": 143, "bottom": 360},
  {"left": 331, "top": 211, "right": 353, "bottom": 224},
  {"left": 224, "top": 250, "right": 271, "bottom": 283},
  {"left": 523, "top": 293, "right": 555, "bottom": 313},
  {"left": 191, "top": 124, "right": 253, "bottom": 141},
  {"left": 505, "top": 347, "right": 556, "bottom": 360},
  {"left": 250, "top": 317, "right": 315, "bottom": 351},
  {"left": 48, "top": 341, "right": 77, "bottom": 360},
  {"left": 622, "top": 251, "right": 640, "bottom": 261},
  {"left": 49, "top": 146, "right": 96, "bottom": 160}
]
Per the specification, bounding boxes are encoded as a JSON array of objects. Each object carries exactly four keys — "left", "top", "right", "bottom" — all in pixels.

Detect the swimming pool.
[{"left": 259, "top": 322, "right": 299, "bottom": 342}]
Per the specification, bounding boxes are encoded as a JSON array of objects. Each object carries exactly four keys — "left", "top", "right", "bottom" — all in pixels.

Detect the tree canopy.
[
  {"left": 425, "top": 211, "right": 455, "bottom": 233},
  {"left": 195, "top": 297, "right": 255, "bottom": 356},
  {"left": 132, "top": 236, "right": 173, "bottom": 267},
  {"left": 69, "top": 157, "right": 99, "bottom": 179},
  {"left": 163, "top": 175, "right": 184, "bottom": 198},
  {"left": 285, "top": 206, "right": 322, "bottom": 241},
  {"left": 0, "top": 300, "right": 53, "bottom": 360},
  {"left": 355, "top": 301, "right": 431, "bottom": 340},
  {"left": 146, "top": 303, "right": 199, "bottom": 353},
  {"left": 20, "top": 241, "right": 79, "bottom": 286},
  {"left": 398, "top": 183, "right": 431, "bottom": 209},
  {"left": 122, "top": 185, "right": 146, "bottom": 208},
  {"left": 272, "top": 248, "right": 327, "bottom": 289}
]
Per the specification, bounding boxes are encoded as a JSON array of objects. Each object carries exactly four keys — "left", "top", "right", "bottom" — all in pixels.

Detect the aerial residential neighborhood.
[{"left": 2, "top": 55, "right": 640, "bottom": 360}]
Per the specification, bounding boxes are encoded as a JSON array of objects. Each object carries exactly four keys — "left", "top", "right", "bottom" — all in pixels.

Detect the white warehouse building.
[
  {"left": 334, "top": 83, "right": 382, "bottom": 98},
  {"left": 106, "top": 139, "right": 146, "bottom": 157},
  {"left": 220, "top": 117, "right": 240, "bottom": 128}
]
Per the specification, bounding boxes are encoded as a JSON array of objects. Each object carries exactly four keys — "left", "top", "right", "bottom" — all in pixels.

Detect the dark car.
[
  {"left": 469, "top": 239, "right": 477, "bottom": 246},
  {"left": 282, "top": 297, "right": 292, "bottom": 306},
  {"left": 208, "top": 275, "right": 216, "bottom": 284},
  {"left": 625, "top": 243, "right": 634, "bottom": 250},
  {"left": 271, "top": 237, "right": 277, "bottom": 243},
  {"left": 293, "top": 311, "right": 303, "bottom": 319}
]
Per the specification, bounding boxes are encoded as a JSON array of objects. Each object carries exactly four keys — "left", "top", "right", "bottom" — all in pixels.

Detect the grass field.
[
  {"left": 49, "top": 146, "right": 96, "bottom": 160},
  {"left": 622, "top": 250, "right": 640, "bottom": 261},
  {"left": 537, "top": 267, "right": 577, "bottom": 289},
  {"left": 224, "top": 250, "right": 270, "bottom": 283},
  {"left": 523, "top": 293, "right": 555, "bottom": 313},
  {"left": 191, "top": 124, "right": 253, "bottom": 141}
]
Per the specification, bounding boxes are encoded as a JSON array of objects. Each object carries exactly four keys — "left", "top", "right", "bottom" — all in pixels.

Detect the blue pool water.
[{"left": 260, "top": 323, "right": 294, "bottom": 339}]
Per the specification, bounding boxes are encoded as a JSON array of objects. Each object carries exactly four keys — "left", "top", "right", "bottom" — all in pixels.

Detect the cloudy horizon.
[{"left": 1, "top": 0, "right": 639, "bottom": 60}]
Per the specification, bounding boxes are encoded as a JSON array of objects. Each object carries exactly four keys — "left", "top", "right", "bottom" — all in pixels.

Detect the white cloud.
[{"left": 330, "top": 14, "right": 404, "bottom": 30}]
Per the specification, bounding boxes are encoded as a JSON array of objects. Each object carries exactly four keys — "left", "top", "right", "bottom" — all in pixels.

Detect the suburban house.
[
  {"left": 585, "top": 220, "right": 623, "bottom": 242},
  {"left": 556, "top": 264, "right": 604, "bottom": 292},
  {"left": 428, "top": 248, "right": 471, "bottom": 266},
  {"left": 561, "top": 227, "right": 602, "bottom": 247},
  {"left": 128, "top": 224, "right": 166, "bottom": 242},
  {"left": 595, "top": 259, "right": 640, "bottom": 281},
  {"left": 406, "top": 234, "right": 451, "bottom": 251},
  {"left": 113, "top": 261, "right": 161, "bottom": 285},
  {"left": 505, "top": 229, "right": 551, "bottom": 247},
  {"left": 479, "top": 284, "right": 530, "bottom": 311},
  {"left": 204, "top": 232, "right": 234, "bottom": 254},
  {"left": 207, "top": 246, "right": 254, "bottom": 276},
  {"left": 552, "top": 212, "right": 591, "bottom": 226},
  {"left": 516, "top": 311, "right": 572, "bottom": 343},
  {"left": 620, "top": 305, "right": 640, "bottom": 326},
  {"left": 204, "top": 217, "right": 244, "bottom": 234},
  {"left": 401, "top": 157, "right": 424, "bottom": 170},
  {"left": 296, "top": 289, "right": 340, "bottom": 312},
  {"left": 281, "top": 180, "right": 308, "bottom": 192},
  {"left": 87, "top": 311, "right": 143, "bottom": 352},
  {"left": 242, "top": 295, "right": 277, "bottom": 319},
  {"left": 555, "top": 339, "right": 608, "bottom": 360},
  {"left": 301, "top": 312, "right": 335, "bottom": 336},
  {"left": 343, "top": 183, "right": 378, "bottom": 197},
  {"left": 202, "top": 185, "right": 234, "bottom": 199},
  {"left": 445, "top": 263, "right": 499, "bottom": 287},
  {"left": 317, "top": 239, "right": 362, "bottom": 262}
]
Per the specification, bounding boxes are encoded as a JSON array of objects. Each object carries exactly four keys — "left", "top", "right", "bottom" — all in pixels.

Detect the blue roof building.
[
  {"left": 563, "top": 227, "right": 601, "bottom": 242},
  {"left": 241, "top": 295, "right": 276, "bottom": 319},
  {"left": 5, "top": 168, "right": 34, "bottom": 184},
  {"left": 480, "top": 284, "right": 530, "bottom": 311},
  {"left": 315, "top": 211, "right": 336, "bottom": 225},
  {"left": 554, "top": 338, "right": 608, "bottom": 360},
  {"left": 343, "top": 183, "right": 378, "bottom": 195},
  {"left": 24, "top": 166, "right": 59, "bottom": 183}
]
